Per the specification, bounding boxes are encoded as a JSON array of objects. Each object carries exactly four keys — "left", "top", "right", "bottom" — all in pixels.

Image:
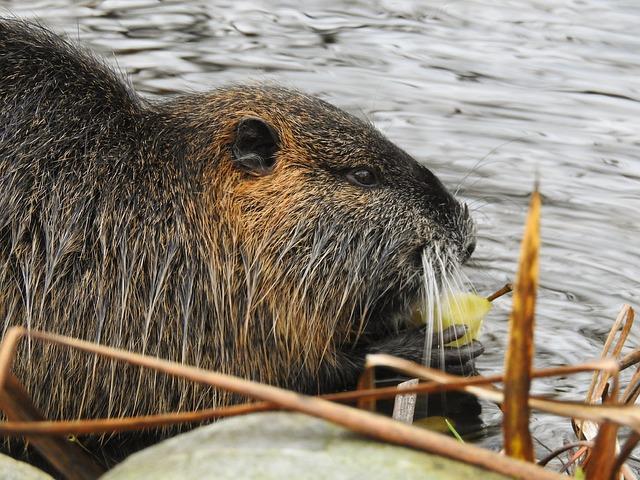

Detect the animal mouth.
[
  {"left": 360, "top": 274, "right": 424, "bottom": 341},
  {"left": 356, "top": 241, "right": 469, "bottom": 345},
  {"left": 382, "top": 245, "right": 465, "bottom": 332}
]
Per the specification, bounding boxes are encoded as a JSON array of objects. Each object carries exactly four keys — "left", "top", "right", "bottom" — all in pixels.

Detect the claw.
[
  {"left": 429, "top": 339, "right": 485, "bottom": 376},
  {"left": 438, "top": 324, "right": 469, "bottom": 345}
]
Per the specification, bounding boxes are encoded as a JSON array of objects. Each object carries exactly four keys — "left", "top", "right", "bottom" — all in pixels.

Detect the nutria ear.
[{"left": 231, "top": 117, "right": 279, "bottom": 176}]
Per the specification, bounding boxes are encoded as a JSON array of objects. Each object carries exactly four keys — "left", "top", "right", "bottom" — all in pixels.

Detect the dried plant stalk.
[
  {"left": 356, "top": 365, "right": 376, "bottom": 412},
  {"left": 585, "top": 421, "right": 619, "bottom": 480},
  {"left": 574, "top": 305, "right": 635, "bottom": 479},
  {"left": 613, "top": 433, "right": 640, "bottom": 479},
  {"left": 0, "top": 327, "right": 564, "bottom": 480},
  {"left": 391, "top": 378, "right": 418, "bottom": 424},
  {"left": 487, "top": 283, "right": 513, "bottom": 302},
  {"left": 584, "top": 305, "right": 634, "bottom": 406},
  {"left": 0, "top": 361, "right": 616, "bottom": 436},
  {"left": 503, "top": 188, "right": 540, "bottom": 462},
  {"left": 365, "top": 354, "right": 640, "bottom": 434},
  {"left": 0, "top": 373, "right": 104, "bottom": 480}
]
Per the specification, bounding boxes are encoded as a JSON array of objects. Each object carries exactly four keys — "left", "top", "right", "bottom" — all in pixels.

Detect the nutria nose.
[{"left": 462, "top": 239, "right": 476, "bottom": 264}]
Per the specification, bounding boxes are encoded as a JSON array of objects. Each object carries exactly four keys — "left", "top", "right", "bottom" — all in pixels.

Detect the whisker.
[{"left": 454, "top": 136, "right": 530, "bottom": 196}]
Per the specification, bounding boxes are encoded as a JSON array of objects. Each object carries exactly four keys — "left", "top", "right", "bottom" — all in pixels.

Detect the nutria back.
[{"left": 0, "top": 18, "right": 476, "bottom": 455}]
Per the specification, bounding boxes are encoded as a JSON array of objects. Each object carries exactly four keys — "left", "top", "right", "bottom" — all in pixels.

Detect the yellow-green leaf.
[{"left": 440, "top": 293, "right": 492, "bottom": 347}]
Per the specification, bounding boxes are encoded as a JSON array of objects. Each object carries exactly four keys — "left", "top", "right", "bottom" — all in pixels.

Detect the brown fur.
[{"left": 0, "top": 19, "right": 477, "bottom": 460}]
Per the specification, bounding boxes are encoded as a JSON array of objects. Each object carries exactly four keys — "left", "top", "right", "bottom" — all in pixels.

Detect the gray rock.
[
  {"left": 102, "top": 412, "right": 510, "bottom": 480},
  {"left": 0, "top": 453, "right": 53, "bottom": 480}
]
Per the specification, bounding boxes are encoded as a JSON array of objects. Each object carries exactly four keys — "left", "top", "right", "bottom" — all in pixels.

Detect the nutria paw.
[
  {"left": 367, "top": 324, "right": 485, "bottom": 375},
  {"left": 316, "top": 325, "right": 484, "bottom": 392}
]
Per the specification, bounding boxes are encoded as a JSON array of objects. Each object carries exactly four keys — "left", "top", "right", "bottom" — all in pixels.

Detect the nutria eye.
[{"left": 345, "top": 168, "right": 379, "bottom": 188}]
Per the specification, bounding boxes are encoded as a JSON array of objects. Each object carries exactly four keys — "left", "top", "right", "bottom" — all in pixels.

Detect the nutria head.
[{"left": 175, "top": 86, "right": 476, "bottom": 385}]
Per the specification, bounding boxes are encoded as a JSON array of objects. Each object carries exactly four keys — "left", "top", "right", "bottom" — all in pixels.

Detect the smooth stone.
[
  {"left": 102, "top": 412, "right": 511, "bottom": 480},
  {"left": 0, "top": 452, "right": 53, "bottom": 480}
]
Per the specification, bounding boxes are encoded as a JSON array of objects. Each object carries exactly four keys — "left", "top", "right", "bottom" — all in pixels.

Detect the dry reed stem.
[
  {"left": 585, "top": 376, "right": 621, "bottom": 480},
  {"left": 0, "top": 373, "right": 104, "bottom": 480},
  {"left": 374, "top": 351, "right": 639, "bottom": 475},
  {"left": 575, "top": 305, "right": 635, "bottom": 479},
  {"left": 584, "top": 305, "right": 634, "bottom": 406},
  {"left": 356, "top": 365, "right": 377, "bottom": 412},
  {"left": 503, "top": 188, "right": 540, "bottom": 462},
  {"left": 0, "top": 327, "right": 563, "bottom": 480},
  {"left": 561, "top": 446, "right": 589, "bottom": 474},
  {"left": 487, "top": 283, "right": 513, "bottom": 302},
  {"left": 536, "top": 440, "right": 593, "bottom": 467},
  {"left": 0, "top": 360, "right": 620, "bottom": 436},
  {"left": 585, "top": 420, "right": 620, "bottom": 480},
  {"left": 614, "top": 433, "right": 640, "bottom": 480},
  {"left": 620, "top": 348, "right": 640, "bottom": 372},
  {"left": 0, "top": 328, "right": 635, "bottom": 477},
  {"left": 622, "top": 365, "right": 640, "bottom": 405},
  {"left": 365, "top": 354, "right": 640, "bottom": 434}
]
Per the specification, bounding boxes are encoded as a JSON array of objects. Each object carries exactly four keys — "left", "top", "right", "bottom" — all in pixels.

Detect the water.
[{"left": 3, "top": 0, "right": 640, "bottom": 468}]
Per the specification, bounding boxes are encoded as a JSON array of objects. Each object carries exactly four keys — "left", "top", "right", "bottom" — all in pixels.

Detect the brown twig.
[
  {"left": 487, "top": 283, "right": 513, "bottom": 302},
  {"left": 619, "top": 348, "right": 640, "bottom": 372},
  {"left": 573, "top": 305, "right": 634, "bottom": 478},
  {"left": 364, "top": 354, "right": 640, "bottom": 434},
  {"left": 612, "top": 432, "right": 640, "bottom": 479},
  {"left": 622, "top": 365, "right": 640, "bottom": 405},
  {"left": 536, "top": 440, "right": 593, "bottom": 467},
  {"left": 585, "top": 420, "right": 620, "bottom": 480},
  {"left": 0, "top": 361, "right": 620, "bottom": 436},
  {"left": 0, "top": 373, "right": 104, "bottom": 479},
  {"left": 356, "top": 365, "right": 376, "bottom": 412},
  {"left": 560, "top": 445, "right": 590, "bottom": 474},
  {"left": 0, "top": 327, "right": 563, "bottom": 480},
  {"left": 584, "top": 305, "right": 634, "bottom": 406}
]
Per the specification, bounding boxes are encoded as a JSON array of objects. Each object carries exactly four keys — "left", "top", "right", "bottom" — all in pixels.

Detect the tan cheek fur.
[{"left": 198, "top": 127, "right": 349, "bottom": 382}]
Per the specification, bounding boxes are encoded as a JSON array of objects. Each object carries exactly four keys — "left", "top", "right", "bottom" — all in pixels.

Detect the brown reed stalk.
[{"left": 503, "top": 188, "right": 540, "bottom": 462}]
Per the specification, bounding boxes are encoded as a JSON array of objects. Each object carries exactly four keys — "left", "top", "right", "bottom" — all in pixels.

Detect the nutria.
[{"left": 0, "top": 18, "right": 481, "bottom": 458}]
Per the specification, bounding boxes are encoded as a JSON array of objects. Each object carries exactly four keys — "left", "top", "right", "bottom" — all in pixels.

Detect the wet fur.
[{"left": 0, "top": 19, "right": 475, "bottom": 453}]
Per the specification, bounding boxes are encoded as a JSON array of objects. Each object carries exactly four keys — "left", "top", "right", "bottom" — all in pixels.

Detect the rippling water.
[{"left": 3, "top": 0, "right": 640, "bottom": 467}]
